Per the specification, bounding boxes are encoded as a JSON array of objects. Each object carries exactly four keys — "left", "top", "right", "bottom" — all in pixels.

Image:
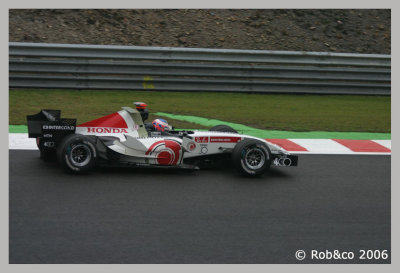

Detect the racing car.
[{"left": 26, "top": 102, "right": 298, "bottom": 176}]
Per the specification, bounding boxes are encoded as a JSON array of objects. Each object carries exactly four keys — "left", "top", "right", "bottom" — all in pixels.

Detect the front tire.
[
  {"left": 57, "top": 134, "right": 97, "bottom": 173},
  {"left": 232, "top": 139, "right": 271, "bottom": 177},
  {"left": 209, "top": 124, "right": 238, "bottom": 133}
]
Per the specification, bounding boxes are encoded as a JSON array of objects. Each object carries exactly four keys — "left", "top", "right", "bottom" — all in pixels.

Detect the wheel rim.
[
  {"left": 244, "top": 147, "right": 265, "bottom": 170},
  {"left": 69, "top": 144, "right": 91, "bottom": 167}
]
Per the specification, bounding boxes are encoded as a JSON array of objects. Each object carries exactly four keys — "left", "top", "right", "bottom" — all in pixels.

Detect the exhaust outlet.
[
  {"left": 283, "top": 158, "right": 292, "bottom": 166},
  {"left": 279, "top": 158, "right": 292, "bottom": 166}
]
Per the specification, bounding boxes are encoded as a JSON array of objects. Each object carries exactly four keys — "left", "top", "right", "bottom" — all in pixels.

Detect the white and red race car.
[{"left": 27, "top": 102, "right": 297, "bottom": 176}]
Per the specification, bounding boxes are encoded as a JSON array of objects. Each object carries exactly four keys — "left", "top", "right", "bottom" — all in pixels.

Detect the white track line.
[
  {"left": 9, "top": 133, "right": 37, "bottom": 150},
  {"left": 289, "top": 151, "right": 391, "bottom": 155},
  {"left": 373, "top": 140, "right": 391, "bottom": 150}
]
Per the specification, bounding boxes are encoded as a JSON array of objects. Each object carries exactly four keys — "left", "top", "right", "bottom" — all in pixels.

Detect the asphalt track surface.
[{"left": 9, "top": 150, "right": 391, "bottom": 264}]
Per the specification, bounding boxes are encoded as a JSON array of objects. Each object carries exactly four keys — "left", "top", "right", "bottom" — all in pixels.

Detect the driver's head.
[{"left": 152, "top": 118, "right": 169, "bottom": 132}]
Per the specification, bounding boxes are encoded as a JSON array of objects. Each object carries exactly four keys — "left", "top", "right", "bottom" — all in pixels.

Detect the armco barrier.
[{"left": 9, "top": 42, "right": 391, "bottom": 95}]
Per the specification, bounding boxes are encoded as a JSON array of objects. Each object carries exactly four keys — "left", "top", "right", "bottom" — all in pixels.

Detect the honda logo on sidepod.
[{"left": 87, "top": 127, "right": 129, "bottom": 133}]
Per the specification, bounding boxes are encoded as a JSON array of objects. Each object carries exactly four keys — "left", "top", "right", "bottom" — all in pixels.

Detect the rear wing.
[{"left": 26, "top": 110, "right": 76, "bottom": 139}]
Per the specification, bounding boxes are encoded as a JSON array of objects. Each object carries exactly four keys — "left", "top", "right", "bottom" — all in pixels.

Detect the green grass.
[{"left": 9, "top": 89, "right": 391, "bottom": 133}]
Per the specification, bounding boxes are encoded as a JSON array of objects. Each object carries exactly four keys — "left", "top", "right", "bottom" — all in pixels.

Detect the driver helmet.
[{"left": 152, "top": 118, "right": 170, "bottom": 132}]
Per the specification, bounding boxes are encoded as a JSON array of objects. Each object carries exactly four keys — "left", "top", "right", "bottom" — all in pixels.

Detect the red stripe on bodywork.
[
  {"left": 333, "top": 139, "right": 391, "bottom": 153},
  {"left": 77, "top": 112, "right": 128, "bottom": 128},
  {"left": 145, "top": 140, "right": 165, "bottom": 155},
  {"left": 210, "top": 136, "right": 241, "bottom": 143},
  {"left": 265, "top": 139, "right": 308, "bottom": 152}
]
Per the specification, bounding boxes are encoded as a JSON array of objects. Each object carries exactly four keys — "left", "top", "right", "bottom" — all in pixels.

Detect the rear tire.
[
  {"left": 232, "top": 139, "right": 271, "bottom": 177},
  {"left": 57, "top": 134, "right": 97, "bottom": 173},
  {"left": 209, "top": 125, "right": 238, "bottom": 133}
]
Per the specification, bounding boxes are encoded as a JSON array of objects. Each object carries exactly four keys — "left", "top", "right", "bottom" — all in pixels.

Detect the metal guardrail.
[{"left": 9, "top": 42, "right": 391, "bottom": 95}]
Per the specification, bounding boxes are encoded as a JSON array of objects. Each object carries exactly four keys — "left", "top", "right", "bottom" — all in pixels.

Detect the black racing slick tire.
[
  {"left": 209, "top": 125, "right": 238, "bottom": 133},
  {"left": 232, "top": 139, "right": 272, "bottom": 177},
  {"left": 57, "top": 134, "right": 97, "bottom": 173}
]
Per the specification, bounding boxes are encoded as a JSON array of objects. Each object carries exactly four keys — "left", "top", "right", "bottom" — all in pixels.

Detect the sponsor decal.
[
  {"left": 186, "top": 141, "right": 196, "bottom": 151},
  {"left": 145, "top": 140, "right": 182, "bottom": 165},
  {"left": 210, "top": 136, "right": 242, "bottom": 143},
  {"left": 43, "top": 125, "right": 75, "bottom": 130},
  {"left": 195, "top": 136, "right": 209, "bottom": 143},
  {"left": 44, "top": 142, "right": 55, "bottom": 147},
  {"left": 87, "top": 127, "right": 128, "bottom": 134}
]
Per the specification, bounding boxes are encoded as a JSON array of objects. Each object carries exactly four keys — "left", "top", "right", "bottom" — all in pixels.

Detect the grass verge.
[{"left": 10, "top": 89, "right": 390, "bottom": 133}]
